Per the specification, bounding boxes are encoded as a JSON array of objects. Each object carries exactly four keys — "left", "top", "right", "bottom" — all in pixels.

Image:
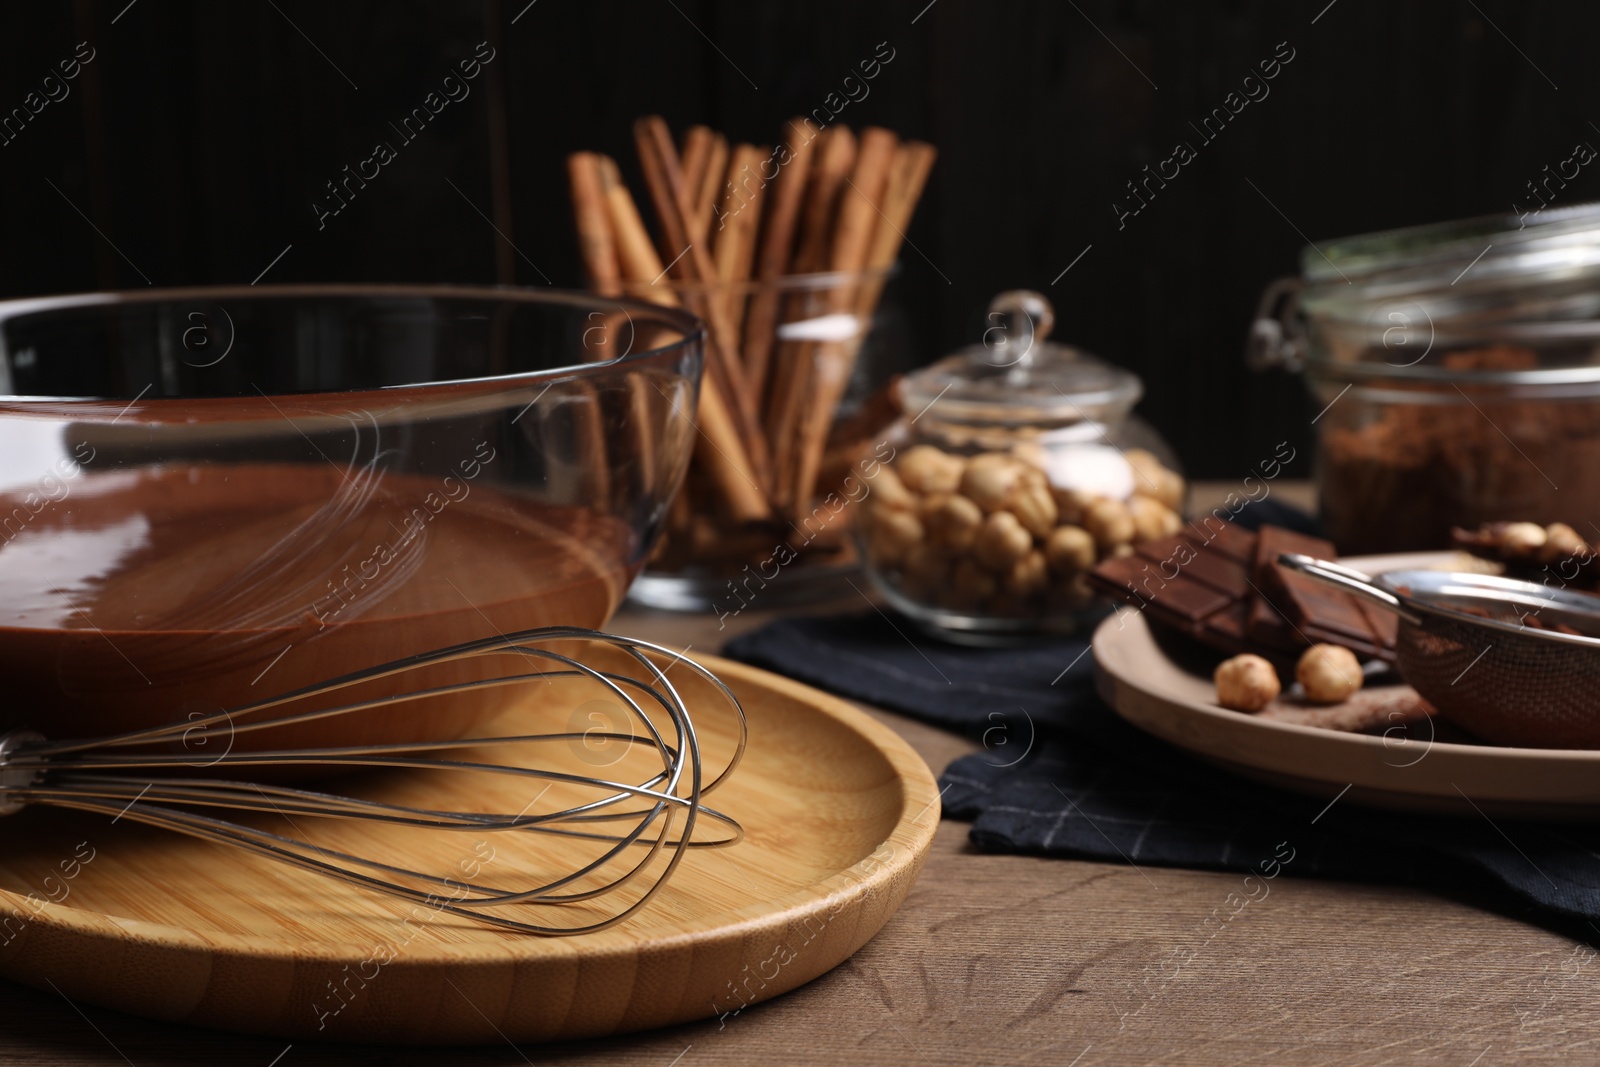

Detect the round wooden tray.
[
  {"left": 0, "top": 654, "right": 940, "bottom": 1044},
  {"left": 1093, "top": 553, "right": 1600, "bottom": 821}
]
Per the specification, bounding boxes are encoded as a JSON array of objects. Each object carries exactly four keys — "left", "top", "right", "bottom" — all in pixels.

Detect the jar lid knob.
[{"left": 982, "top": 290, "right": 1055, "bottom": 371}]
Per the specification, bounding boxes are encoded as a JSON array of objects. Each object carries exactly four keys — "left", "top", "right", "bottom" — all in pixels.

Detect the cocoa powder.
[{"left": 1319, "top": 346, "right": 1600, "bottom": 553}]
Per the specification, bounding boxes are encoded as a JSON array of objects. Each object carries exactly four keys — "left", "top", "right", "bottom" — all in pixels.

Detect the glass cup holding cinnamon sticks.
[
  {"left": 628, "top": 267, "right": 904, "bottom": 609},
  {"left": 567, "top": 115, "right": 936, "bottom": 611}
]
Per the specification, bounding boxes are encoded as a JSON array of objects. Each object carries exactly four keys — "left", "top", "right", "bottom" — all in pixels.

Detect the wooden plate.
[
  {"left": 0, "top": 654, "right": 939, "bottom": 1044},
  {"left": 1093, "top": 552, "right": 1600, "bottom": 820}
]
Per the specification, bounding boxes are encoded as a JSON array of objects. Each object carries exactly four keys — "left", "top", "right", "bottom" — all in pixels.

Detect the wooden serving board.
[{"left": 0, "top": 654, "right": 939, "bottom": 1044}]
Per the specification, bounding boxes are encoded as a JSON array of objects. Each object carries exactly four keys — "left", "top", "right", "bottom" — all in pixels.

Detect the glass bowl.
[{"left": 0, "top": 284, "right": 701, "bottom": 749}]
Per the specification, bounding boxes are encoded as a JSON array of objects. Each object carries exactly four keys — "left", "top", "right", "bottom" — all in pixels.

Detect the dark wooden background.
[{"left": 3, "top": 0, "right": 1598, "bottom": 477}]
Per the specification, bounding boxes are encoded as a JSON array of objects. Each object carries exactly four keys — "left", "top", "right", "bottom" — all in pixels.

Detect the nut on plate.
[
  {"left": 1542, "top": 522, "right": 1589, "bottom": 562},
  {"left": 1296, "top": 644, "right": 1362, "bottom": 704},
  {"left": 1498, "top": 521, "right": 1547, "bottom": 557},
  {"left": 1214, "top": 654, "right": 1280, "bottom": 712}
]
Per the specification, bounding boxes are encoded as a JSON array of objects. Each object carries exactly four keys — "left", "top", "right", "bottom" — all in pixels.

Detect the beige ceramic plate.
[
  {"left": 1093, "top": 552, "right": 1600, "bottom": 820},
  {"left": 0, "top": 655, "right": 939, "bottom": 1044}
]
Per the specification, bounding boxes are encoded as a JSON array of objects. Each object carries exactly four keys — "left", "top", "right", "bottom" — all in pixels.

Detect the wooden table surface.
[{"left": 6, "top": 485, "right": 1600, "bottom": 1065}]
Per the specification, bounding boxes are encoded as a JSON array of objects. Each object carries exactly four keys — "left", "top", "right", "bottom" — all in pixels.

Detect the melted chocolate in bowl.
[{"left": 0, "top": 461, "right": 636, "bottom": 749}]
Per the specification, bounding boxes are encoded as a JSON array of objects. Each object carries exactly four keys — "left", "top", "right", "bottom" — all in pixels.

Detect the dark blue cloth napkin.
[{"left": 724, "top": 610, "right": 1600, "bottom": 932}]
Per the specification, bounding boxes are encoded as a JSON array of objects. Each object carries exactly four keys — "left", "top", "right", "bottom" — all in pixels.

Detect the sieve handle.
[{"left": 1276, "top": 553, "right": 1424, "bottom": 625}]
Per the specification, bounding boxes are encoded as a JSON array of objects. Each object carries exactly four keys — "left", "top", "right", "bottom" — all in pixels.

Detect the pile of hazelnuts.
[{"left": 861, "top": 443, "right": 1186, "bottom": 617}]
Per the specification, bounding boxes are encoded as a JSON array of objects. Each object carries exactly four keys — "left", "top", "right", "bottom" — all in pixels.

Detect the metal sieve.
[{"left": 1280, "top": 553, "right": 1600, "bottom": 749}]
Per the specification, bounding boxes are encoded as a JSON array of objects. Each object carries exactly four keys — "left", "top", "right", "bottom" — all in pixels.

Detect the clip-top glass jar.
[
  {"left": 1250, "top": 201, "right": 1600, "bottom": 555},
  {"left": 858, "top": 290, "right": 1185, "bottom": 643}
]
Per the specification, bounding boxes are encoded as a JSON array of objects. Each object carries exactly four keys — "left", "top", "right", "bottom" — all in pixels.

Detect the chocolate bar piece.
[
  {"left": 1252, "top": 526, "right": 1379, "bottom": 648},
  {"left": 1088, "top": 521, "right": 1397, "bottom": 664},
  {"left": 1092, "top": 523, "right": 1299, "bottom": 658}
]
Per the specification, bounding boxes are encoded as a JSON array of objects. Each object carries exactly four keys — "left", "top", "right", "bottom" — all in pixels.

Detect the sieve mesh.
[{"left": 1398, "top": 611, "right": 1600, "bottom": 748}]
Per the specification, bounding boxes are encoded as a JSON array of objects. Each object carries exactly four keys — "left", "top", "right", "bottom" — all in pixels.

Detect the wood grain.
[{"left": 0, "top": 654, "right": 938, "bottom": 1044}]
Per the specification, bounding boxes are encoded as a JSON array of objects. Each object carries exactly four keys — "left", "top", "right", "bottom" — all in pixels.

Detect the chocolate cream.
[{"left": 0, "top": 458, "right": 636, "bottom": 751}]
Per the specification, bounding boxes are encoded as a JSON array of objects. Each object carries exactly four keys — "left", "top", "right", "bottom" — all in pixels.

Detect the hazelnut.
[
  {"left": 1296, "top": 644, "right": 1363, "bottom": 705},
  {"left": 1051, "top": 486, "right": 1098, "bottom": 526},
  {"left": 1003, "top": 549, "right": 1050, "bottom": 599},
  {"left": 864, "top": 463, "right": 916, "bottom": 512},
  {"left": 866, "top": 507, "right": 923, "bottom": 567},
  {"left": 1128, "top": 494, "right": 1182, "bottom": 544},
  {"left": 1214, "top": 654, "right": 1281, "bottom": 712},
  {"left": 897, "top": 445, "right": 965, "bottom": 495},
  {"left": 1006, "top": 477, "right": 1059, "bottom": 539},
  {"left": 900, "top": 542, "right": 952, "bottom": 601},
  {"left": 1543, "top": 522, "right": 1589, "bottom": 562},
  {"left": 1499, "top": 521, "right": 1547, "bottom": 557},
  {"left": 1011, "top": 441, "right": 1050, "bottom": 472},
  {"left": 960, "top": 453, "right": 1025, "bottom": 513},
  {"left": 1159, "top": 470, "right": 1187, "bottom": 513},
  {"left": 1083, "top": 498, "right": 1136, "bottom": 552},
  {"left": 1045, "top": 525, "right": 1097, "bottom": 576},
  {"left": 1127, "top": 449, "right": 1185, "bottom": 511},
  {"left": 948, "top": 557, "right": 998, "bottom": 609},
  {"left": 921, "top": 492, "right": 984, "bottom": 552},
  {"left": 973, "top": 510, "right": 1033, "bottom": 572}
]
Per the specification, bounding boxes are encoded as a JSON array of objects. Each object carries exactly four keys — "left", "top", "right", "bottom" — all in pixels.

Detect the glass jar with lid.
[
  {"left": 858, "top": 290, "right": 1185, "bottom": 642},
  {"left": 1251, "top": 201, "right": 1600, "bottom": 555}
]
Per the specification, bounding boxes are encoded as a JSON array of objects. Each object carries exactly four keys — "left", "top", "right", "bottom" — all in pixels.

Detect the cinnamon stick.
[
  {"left": 713, "top": 143, "right": 768, "bottom": 343},
  {"left": 568, "top": 122, "right": 935, "bottom": 541},
  {"left": 765, "top": 126, "right": 859, "bottom": 507},
  {"left": 787, "top": 127, "right": 900, "bottom": 514},
  {"left": 691, "top": 133, "right": 729, "bottom": 242},
  {"left": 743, "top": 118, "right": 816, "bottom": 399},
  {"left": 598, "top": 152, "right": 769, "bottom": 522},
  {"left": 856, "top": 141, "right": 937, "bottom": 317},
  {"left": 679, "top": 125, "right": 716, "bottom": 215},
  {"left": 597, "top": 155, "right": 673, "bottom": 306},
  {"left": 566, "top": 152, "right": 621, "bottom": 296},
  {"left": 633, "top": 115, "right": 771, "bottom": 490},
  {"left": 789, "top": 125, "right": 858, "bottom": 273}
]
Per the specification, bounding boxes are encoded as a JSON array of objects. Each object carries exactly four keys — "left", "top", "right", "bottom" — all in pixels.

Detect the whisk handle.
[{"left": 1276, "top": 553, "right": 1423, "bottom": 626}]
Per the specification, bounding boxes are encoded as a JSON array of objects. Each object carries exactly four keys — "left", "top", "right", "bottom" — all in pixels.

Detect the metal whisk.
[{"left": 0, "top": 627, "right": 746, "bottom": 935}]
